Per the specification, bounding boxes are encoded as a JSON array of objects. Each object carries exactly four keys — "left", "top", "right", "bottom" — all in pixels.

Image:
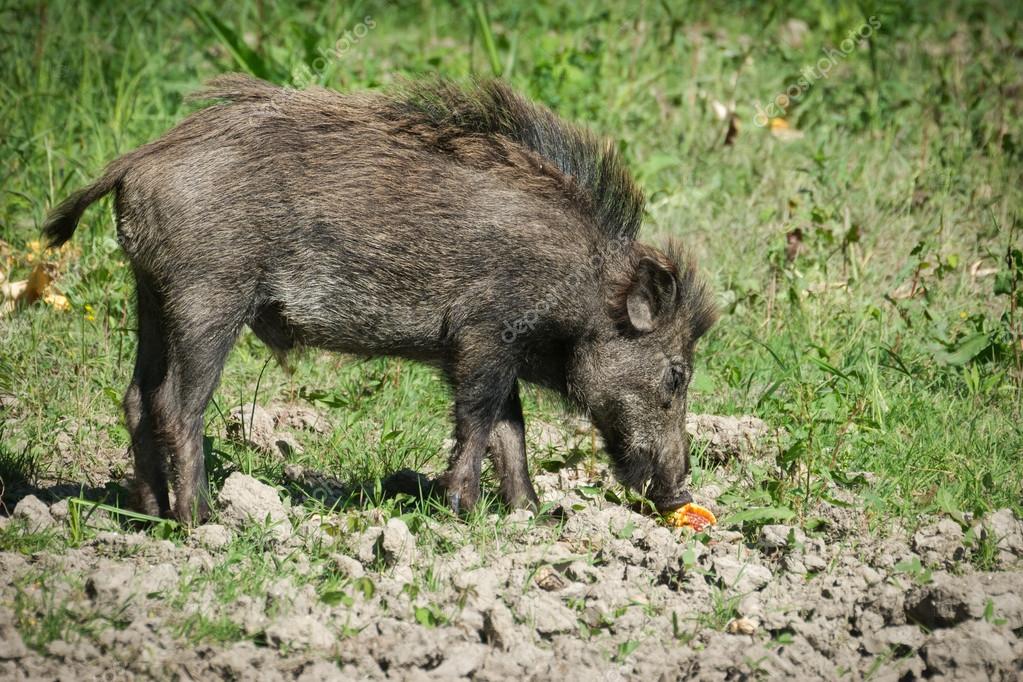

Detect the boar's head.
[{"left": 568, "top": 243, "right": 717, "bottom": 512}]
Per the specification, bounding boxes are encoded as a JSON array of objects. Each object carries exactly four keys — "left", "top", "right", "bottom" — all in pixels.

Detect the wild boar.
[{"left": 44, "top": 74, "right": 716, "bottom": 523}]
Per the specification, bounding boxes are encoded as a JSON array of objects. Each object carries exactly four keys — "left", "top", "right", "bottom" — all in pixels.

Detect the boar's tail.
[{"left": 42, "top": 160, "right": 130, "bottom": 248}]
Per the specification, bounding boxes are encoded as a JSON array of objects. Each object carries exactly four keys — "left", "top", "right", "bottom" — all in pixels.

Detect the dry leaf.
[
  {"left": 43, "top": 292, "right": 70, "bottom": 311},
  {"left": 786, "top": 227, "right": 804, "bottom": 262},
  {"left": 711, "top": 100, "right": 731, "bottom": 121},
  {"left": 0, "top": 261, "right": 69, "bottom": 316},
  {"left": 769, "top": 117, "right": 804, "bottom": 141},
  {"left": 969, "top": 260, "right": 998, "bottom": 280},
  {"left": 24, "top": 262, "right": 51, "bottom": 304},
  {"left": 1, "top": 279, "right": 27, "bottom": 301},
  {"left": 724, "top": 115, "right": 740, "bottom": 146}
]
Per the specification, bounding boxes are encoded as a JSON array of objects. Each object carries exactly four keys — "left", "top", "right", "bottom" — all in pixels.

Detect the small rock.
[
  {"left": 803, "top": 552, "right": 828, "bottom": 573},
  {"left": 912, "top": 518, "right": 965, "bottom": 565},
  {"left": 265, "top": 614, "right": 336, "bottom": 651},
  {"left": 225, "top": 404, "right": 302, "bottom": 458},
  {"left": 907, "top": 572, "right": 1023, "bottom": 630},
  {"left": 227, "top": 403, "right": 277, "bottom": 452},
  {"left": 273, "top": 431, "right": 303, "bottom": 457},
  {"left": 272, "top": 404, "right": 328, "bottom": 433},
  {"left": 331, "top": 554, "right": 365, "bottom": 579},
  {"left": 533, "top": 565, "right": 567, "bottom": 591},
  {"left": 91, "top": 530, "right": 147, "bottom": 551},
  {"left": 46, "top": 639, "right": 74, "bottom": 660},
  {"left": 694, "top": 484, "right": 723, "bottom": 502},
  {"left": 714, "top": 529, "right": 744, "bottom": 544},
  {"left": 0, "top": 554, "right": 27, "bottom": 577},
  {"left": 783, "top": 555, "right": 807, "bottom": 575},
  {"left": 85, "top": 561, "right": 137, "bottom": 603},
  {"left": 975, "top": 509, "right": 1023, "bottom": 564},
  {"left": 453, "top": 567, "right": 503, "bottom": 603},
  {"left": 229, "top": 596, "right": 268, "bottom": 636},
  {"left": 217, "top": 472, "right": 291, "bottom": 542},
  {"left": 49, "top": 499, "right": 70, "bottom": 522},
  {"left": 905, "top": 574, "right": 976, "bottom": 628},
  {"left": 482, "top": 602, "right": 521, "bottom": 650},
  {"left": 517, "top": 593, "right": 577, "bottom": 636},
  {"left": 759, "top": 524, "right": 805, "bottom": 551},
  {"left": 0, "top": 393, "right": 21, "bottom": 414},
  {"left": 294, "top": 516, "right": 338, "bottom": 548},
  {"left": 354, "top": 527, "right": 383, "bottom": 565},
  {"left": 712, "top": 555, "right": 772, "bottom": 592},
  {"left": 191, "top": 523, "right": 233, "bottom": 550},
  {"left": 142, "top": 563, "right": 179, "bottom": 594},
  {"left": 353, "top": 518, "right": 416, "bottom": 568},
  {"left": 13, "top": 495, "right": 54, "bottom": 531},
  {"left": 380, "top": 518, "right": 416, "bottom": 566},
  {"left": 857, "top": 565, "right": 883, "bottom": 586},
  {"left": 506, "top": 508, "right": 534, "bottom": 525},
  {"left": 528, "top": 419, "right": 583, "bottom": 451},
  {"left": 861, "top": 624, "right": 925, "bottom": 655},
  {"left": 780, "top": 18, "right": 810, "bottom": 48},
  {"left": 726, "top": 616, "right": 758, "bottom": 635},
  {"left": 431, "top": 642, "right": 487, "bottom": 678}
]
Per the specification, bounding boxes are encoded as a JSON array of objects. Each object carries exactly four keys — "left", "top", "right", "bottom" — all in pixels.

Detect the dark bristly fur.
[
  {"left": 43, "top": 74, "right": 716, "bottom": 524},
  {"left": 382, "top": 79, "right": 646, "bottom": 244}
]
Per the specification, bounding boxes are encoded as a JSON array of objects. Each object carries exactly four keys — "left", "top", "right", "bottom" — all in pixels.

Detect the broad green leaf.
[{"left": 933, "top": 333, "right": 989, "bottom": 366}]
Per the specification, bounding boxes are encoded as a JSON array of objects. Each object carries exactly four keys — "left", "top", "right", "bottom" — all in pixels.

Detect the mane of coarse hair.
[{"left": 384, "top": 78, "right": 646, "bottom": 242}]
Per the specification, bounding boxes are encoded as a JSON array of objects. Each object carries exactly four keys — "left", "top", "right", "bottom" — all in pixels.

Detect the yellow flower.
[{"left": 84, "top": 304, "right": 96, "bottom": 322}]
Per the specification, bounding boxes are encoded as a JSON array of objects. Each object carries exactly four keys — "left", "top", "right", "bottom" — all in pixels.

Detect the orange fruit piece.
[{"left": 663, "top": 503, "right": 717, "bottom": 531}]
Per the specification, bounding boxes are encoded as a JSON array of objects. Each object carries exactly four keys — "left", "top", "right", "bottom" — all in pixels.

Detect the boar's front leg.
[
  {"left": 439, "top": 347, "right": 518, "bottom": 515},
  {"left": 488, "top": 382, "right": 540, "bottom": 512}
]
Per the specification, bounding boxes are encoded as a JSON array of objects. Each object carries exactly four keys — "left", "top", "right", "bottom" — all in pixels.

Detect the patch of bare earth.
[{"left": 1, "top": 414, "right": 1021, "bottom": 680}]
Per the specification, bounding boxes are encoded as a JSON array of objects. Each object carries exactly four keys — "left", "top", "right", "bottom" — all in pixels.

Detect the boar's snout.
[{"left": 595, "top": 415, "right": 694, "bottom": 512}]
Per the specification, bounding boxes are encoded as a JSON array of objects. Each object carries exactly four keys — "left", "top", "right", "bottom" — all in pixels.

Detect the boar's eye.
[{"left": 661, "top": 364, "right": 688, "bottom": 405}]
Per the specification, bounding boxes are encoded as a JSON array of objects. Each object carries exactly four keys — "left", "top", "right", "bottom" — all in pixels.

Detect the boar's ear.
[{"left": 626, "top": 257, "right": 677, "bottom": 333}]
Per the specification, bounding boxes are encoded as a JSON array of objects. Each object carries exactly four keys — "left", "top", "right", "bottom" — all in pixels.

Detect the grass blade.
[{"left": 188, "top": 6, "right": 277, "bottom": 81}]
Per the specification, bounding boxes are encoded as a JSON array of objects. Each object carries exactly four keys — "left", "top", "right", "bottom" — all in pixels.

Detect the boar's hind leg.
[
  {"left": 133, "top": 274, "right": 244, "bottom": 525},
  {"left": 439, "top": 350, "right": 518, "bottom": 515},
  {"left": 124, "top": 281, "right": 171, "bottom": 518},
  {"left": 488, "top": 383, "right": 540, "bottom": 512}
]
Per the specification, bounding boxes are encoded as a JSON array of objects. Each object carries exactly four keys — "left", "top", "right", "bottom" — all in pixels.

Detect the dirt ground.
[{"left": 1, "top": 414, "right": 1021, "bottom": 681}]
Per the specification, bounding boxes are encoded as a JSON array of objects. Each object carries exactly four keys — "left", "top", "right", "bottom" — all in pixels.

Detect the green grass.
[{"left": 1, "top": 0, "right": 1021, "bottom": 528}]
